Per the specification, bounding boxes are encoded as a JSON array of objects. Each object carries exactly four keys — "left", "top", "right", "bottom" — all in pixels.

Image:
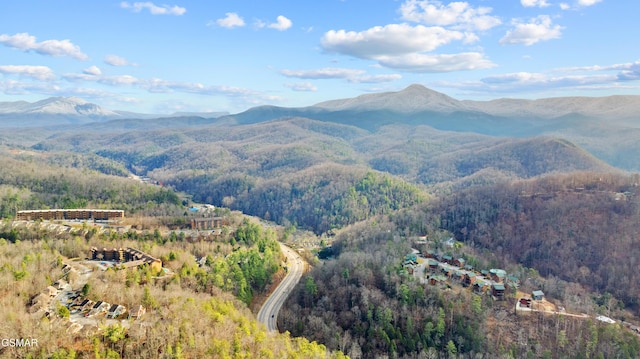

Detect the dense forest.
[
  {"left": 434, "top": 171, "right": 640, "bottom": 314},
  {"left": 0, "top": 152, "right": 181, "bottom": 218},
  {"left": 279, "top": 216, "right": 640, "bottom": 358},
  {"left": 0, "top": 212, "right": 346, "bottom": 358},
  {"left": 181, "top": 166, "right": 428, "bottom": 234}
]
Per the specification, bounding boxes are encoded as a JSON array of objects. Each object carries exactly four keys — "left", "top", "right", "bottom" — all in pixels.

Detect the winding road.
[{"left": 257, "top": 243, "right": 304, "bottom": 331}]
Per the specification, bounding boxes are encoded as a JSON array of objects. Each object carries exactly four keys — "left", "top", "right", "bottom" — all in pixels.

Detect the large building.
[
  {"left": 16, "top": 209, "right": 124, "bottom": 221},
  {"left": 191, "top": 217, "right": 226, "bottom": 230},
  {"left": 90, "top": 247, "right": 162, "bottom": 272}
]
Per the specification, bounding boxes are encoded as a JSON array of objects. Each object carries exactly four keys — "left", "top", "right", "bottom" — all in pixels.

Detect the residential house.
[
  {"left": 107, "top": 304, "right": 126, "bottom": 319},
  {"left": 87, "top": 301, "right": 110, "bottom": 317},
  {"left": 492, "top": 283, "right": 506, "bottom": 300},
  {"left": 463, "top": 272, "right": 477, "bottom": 287},
  {"left": 426, "top": 259, "right": 439, "bottom": 272},
  {"left": 453, "top": 258, "right": 466, "bottom": 268},
  {"left": 474, "top": 279, "right": 490, "bottom": 293},
  {"left": 489, "top": 269, "right": 507, "bottom": 283},
  {"left": 532, "top": 290, "right": 545, "bottom": 301}
]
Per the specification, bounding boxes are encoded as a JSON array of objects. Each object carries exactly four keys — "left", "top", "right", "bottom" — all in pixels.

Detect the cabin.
[
  {"left": 492, "top": 283, "right": 506, "bottom": 300},
  {"left": 426, "top": 259, "right": 439, "bottom": 272},
  {"left": 463, "top": 272, "right": 477, "bottom": 287},
  {"left": 532, "top": 290, "right": 545, "bottom": 301},
  {"left": 107, "top": 304, "right": 126, "bottom": 319},
  {"left": 489, "top": 269, "right": 506, "bottom": 283},
  {"left": 453, "top": 258, "right": 466, "bottom": 268}
]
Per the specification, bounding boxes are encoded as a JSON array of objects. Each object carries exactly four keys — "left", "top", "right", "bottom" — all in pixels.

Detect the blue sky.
[{"left": 1, "top": 0, "right": 638, "bottom": 114}]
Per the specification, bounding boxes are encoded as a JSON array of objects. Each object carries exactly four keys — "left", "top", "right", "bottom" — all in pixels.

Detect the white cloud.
[
  {"left": 436, "top": 60, "right": 640, "bottom": 96},
  {"left": 0, "top": 80, "right": 61, "bottom": 95},
  {"left": 0, "top": 65, "right": 55, "bottom": 80},
  {"left": 284, "top": 82, "right": 317, "bottom": 92},
  {"left": 399, "top": 0, "right": 501, "bottom": 31},
  {"left": 83, "top": 66, "right": 102, "bottom": 76},
  {"left": 99, "top": 75, "right": 140, "bottom": 86},
  {"left": 280, "top": 67, "right": 365, "bottom": 79},
  {"left": 376, "top": 52, "right": 495, "bottom": 72},
  {"left": 521, "top": 0, "right": 550, "bottom": 7},
  {"left": 578, "top": 0, "right": 601, "bottom": 6},
  {"left": 105, "top": 55, "right": 134, "bottom": 66},
  {"left": 559, "top": 0, "right": 601, "bottom": 10},
  {"left": 120, "top": 1, "right": 186, "bottom": 15},
  {"left": 0, "top": 32, "right": 88, "bottom": 60},
  {"left": 268, "top": 16, "right": 292, "bottom": 31},
  {"left": 215, "top": 12, "right": 245, "bottom": 29},
  {"left": 500, "top": 15, "right": 563, "bottom": 46},
  {"left": 321, "top": 23, "right": 494, "bottom": 73},
  {"left": 350, "top": 74, "right": 403, "bottom": 83},
  {"left": 321, "top": 24, "right": 464, "bottom": 59},
  {"left": 281, "top": 67, "right": 403, "bottom": 83}
]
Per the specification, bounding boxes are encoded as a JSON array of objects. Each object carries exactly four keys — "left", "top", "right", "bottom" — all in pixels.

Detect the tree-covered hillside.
[{"left": 435, "top": 172, "right": 640, "bottom": 312}]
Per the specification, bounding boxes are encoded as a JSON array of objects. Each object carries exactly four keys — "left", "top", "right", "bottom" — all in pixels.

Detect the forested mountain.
[
  {"left": 279, "top": 208, "right": 640, "bottom": 358},
  {"left": 435, "top": 172, "right": 640, "bottom": 311},
  {"left": 2, "top": 85, "right": 640, "bottom": 358},
  {"left": 0, "top": 148, "right": 181, "bottom": 217},
  {"left": 19, "top": 115, "right": 612, "bottom": 233}
]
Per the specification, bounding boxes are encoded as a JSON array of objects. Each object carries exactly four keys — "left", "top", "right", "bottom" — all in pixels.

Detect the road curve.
[{"left": 257, "top": 243, "right": 304, "bottom": 331}]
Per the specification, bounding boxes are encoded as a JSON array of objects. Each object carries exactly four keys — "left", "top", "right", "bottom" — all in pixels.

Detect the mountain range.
[
  {"left": 0, "top": 96, "right": 229, "bottom": 127},
  {"left": 1, "top": 84, "right": 639, "bottom": 173}
]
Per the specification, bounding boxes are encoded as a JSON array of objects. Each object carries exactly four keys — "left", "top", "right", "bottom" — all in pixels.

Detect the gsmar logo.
[{"left": 1, "top": 338, "right": 38, "bottom": 347}]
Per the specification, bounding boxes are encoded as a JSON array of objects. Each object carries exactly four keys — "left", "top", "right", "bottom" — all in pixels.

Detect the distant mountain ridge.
[
  {"left": 3, "top": 85, "right": 640, "bottom": 129},
  {"left": 225, "top": 84, "right": 640, "bottom": 136},
  {"left": 0, "top": 97, "right": 175, "bottom": 127}
]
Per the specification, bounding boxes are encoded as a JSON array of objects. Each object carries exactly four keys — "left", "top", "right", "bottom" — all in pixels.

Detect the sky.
[{"left": 1, "top": 0, "right": 639, "bottom": 114}]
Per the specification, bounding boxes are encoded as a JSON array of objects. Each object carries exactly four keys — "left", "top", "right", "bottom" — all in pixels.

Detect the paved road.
[{"left": 257, "top": 243, "right": 304, "bottom": 331}]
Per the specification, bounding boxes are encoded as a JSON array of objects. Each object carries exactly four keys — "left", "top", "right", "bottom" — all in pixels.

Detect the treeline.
[
  {"left": 434, "top": 171, "right": 640, "bottom": 313},
  {"left": 0, "top": 154, "right": 181, "bottom": 218},
  {"left": 178, "top": 165, "right": 428, "bottom": 234}
]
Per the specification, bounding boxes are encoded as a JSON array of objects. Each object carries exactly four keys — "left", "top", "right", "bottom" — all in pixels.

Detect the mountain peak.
[{"left": 314, "top": 84, "right": 464, "bottom": 113}]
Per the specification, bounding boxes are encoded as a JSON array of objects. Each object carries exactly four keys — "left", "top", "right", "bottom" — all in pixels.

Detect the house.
[
  {"left": 532, "top": 290, "right": 545, "bottom": 301},
  {"left": 404, "top": 253, "right": 418, "bottom": 265},
  {"left": 474, "top": 279, "right": 490, "bottom": 293},
  {"left": 87, "top": 301, "right": 110, "bottom": 317},
  {"left": 129, "top": 305, "right": 146, "bottom": 320},
  {"left": 73, "top": 298, "right": 89, "bottom": 308},
  {"left": 492, "top": 283, "right": 506, "bottom": 300},
  {"left": 463, "top": 272, "right": 477, "bottom": 287},
  {"left": 451, "top": 269, "right": 464, "bottom": 281},
  {"left": 453, "top": 258, "right": 466, "bottom": 268},
  {"left": 424, "top": 250, "right": 436, "bottom": 259},
  {"left": 107, "top": 304, "right": 126, "bottom": 319},
  {"left": 427, "top": 275, "right": 448, "bottom": 286},
  {"left": 489, "top": 269, "right": 507, "bottom": 283},
  {"left": 426, "top": 259, "right": 439, "bottom": 272},
  {"left": 81, "top": 299, "right": 95, "bottom": 312}
]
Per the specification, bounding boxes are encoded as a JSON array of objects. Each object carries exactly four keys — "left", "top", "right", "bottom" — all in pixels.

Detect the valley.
[{"left": 1, "top": 85, "right": 640, "bottom": 358}]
